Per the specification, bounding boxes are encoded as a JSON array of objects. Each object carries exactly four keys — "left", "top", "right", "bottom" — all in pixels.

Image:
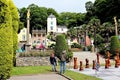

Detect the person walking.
[
  {"left": 60, "top": 50, "right": 67, "bottom": 74},
  {"left": 50, "top": 52, "right": 57, "bottom": 72}
]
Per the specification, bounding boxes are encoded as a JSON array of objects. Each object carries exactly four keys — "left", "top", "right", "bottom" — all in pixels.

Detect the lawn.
[
  {"left": 11, "top": 66, "right": 102, "bottom": 80},
  {"left": 11, "top": 66, "right": 51, "bottom": 75},
  {"left": 65, "top": 70, "right": 102, "bottom": 80}
]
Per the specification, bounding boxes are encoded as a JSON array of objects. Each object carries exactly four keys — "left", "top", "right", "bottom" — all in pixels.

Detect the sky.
[{"left": 13, "top": 0, "right": 95, "bottom": 13}]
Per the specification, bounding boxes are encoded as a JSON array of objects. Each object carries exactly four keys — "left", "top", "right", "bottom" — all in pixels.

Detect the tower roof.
[{"left": 48, "top": 14, "right": 56, "bottom": 18}]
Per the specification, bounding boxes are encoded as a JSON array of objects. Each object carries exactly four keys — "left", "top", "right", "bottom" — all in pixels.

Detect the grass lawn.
[
  {"left": 11, "top": 66, "right": 102, "bottom": 80},
  {"left": 11, "top": 66, "right": 51, "bottom": 75},
  {"left": 65, "top": 70, "right": 102, "bottom": 80}
]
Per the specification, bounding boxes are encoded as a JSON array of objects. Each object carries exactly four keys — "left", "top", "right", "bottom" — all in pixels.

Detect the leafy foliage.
[
  {"left": 94, "top": 0, "right": 120, "bottom": 23},
  {"left": 58, "top": 12, "right": 84, "bottom": 28},
  {"left": 19, "top": 51, "right": 51, "bottom": 57},
  {"left": 0, "top": 0, "right": 13, "bottom": 79},
  {"left": 110, "top": 36, "right": 120, "bottom": 56},
  {"left": 54, "top": 34, "right": 73, "bottom": 62},
  {"left": 9, "top": 0, "right": 19, "bottom": 66},
  {"left": 71, "top": 43, "right": 82, "bottom": 48},
  {"left": 19, "top": 4, "right": 47, "bottom": 33}
]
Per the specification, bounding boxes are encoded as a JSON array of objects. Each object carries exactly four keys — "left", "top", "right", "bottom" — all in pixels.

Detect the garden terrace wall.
[{"left": 16, "top": 57, "right": 50, "bottom": 66}]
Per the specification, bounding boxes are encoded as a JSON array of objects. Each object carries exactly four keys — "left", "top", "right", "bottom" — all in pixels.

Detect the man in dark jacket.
[{"left": 60, "top": 50, "right": 67, "bottom": 74}]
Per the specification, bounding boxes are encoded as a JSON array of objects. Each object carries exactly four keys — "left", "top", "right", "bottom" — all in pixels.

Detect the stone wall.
[{"left": 16, "top": 57, "right": 50, "bottom": 66}]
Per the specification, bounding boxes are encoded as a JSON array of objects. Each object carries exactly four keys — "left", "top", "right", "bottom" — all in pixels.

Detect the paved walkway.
[
  {"left": 8, "top": 73, "right": 69, "bottom": 80},
  {"left": 70, "top": 66, "right": 120, "bottom": 80},
  {"left": 73, "top": 51, "right": 105, "bottom": 64},
  {"left": 67, "top": 51, "right": 107, "bottom": 68}
]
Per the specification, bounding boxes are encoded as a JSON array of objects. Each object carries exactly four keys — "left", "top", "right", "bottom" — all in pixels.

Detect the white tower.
[{"left": 47, "top": 14, "right": 57, "bottom": 34}]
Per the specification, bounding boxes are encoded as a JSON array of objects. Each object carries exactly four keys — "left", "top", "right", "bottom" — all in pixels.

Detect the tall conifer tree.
[
  {"left": 9, "top": 0, "right": 19, "bottom": 66},
  {"left": 0, "top": 0, "right": 13, "bottom": 79}
]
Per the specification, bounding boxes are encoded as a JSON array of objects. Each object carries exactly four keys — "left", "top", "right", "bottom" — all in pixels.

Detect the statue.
[
  {"left": 96, "top": 53, "right": 100, "bottom": 65},
  {"left": 105, "top": 59, "right": 109, "bottom": 69},
  {"left": 92, "top": 60, "right": 96, "bottom": 69},
  {"left": 27, "top": 9, "right": 30, "bottom": 18},
  {"left": 74, "top": 57, "right": 78, "bottom": 69},
  {"left": 85, "top": 58, "right": 89, "bottom": 68},
  {"left": 114, "top": 49, "right": 120, "bottom": 67},
  {"left": 106, "top": 51, "right": 111, "bottom": 66},
  {"left": 79, "top": 61, "right": 83, "bottom": 71}
]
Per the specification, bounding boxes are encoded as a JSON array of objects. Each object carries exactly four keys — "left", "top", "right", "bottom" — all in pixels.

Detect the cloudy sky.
[{"left": 13, "top": 0, "right": 95, "bottom": 13}]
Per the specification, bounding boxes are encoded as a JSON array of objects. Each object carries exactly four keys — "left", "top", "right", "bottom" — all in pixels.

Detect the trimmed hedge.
[
  {"left": 110, "top": 36, "right": 120, "bottom": 56},
  {"left": 71, "top": 43, "right": 82, "bottom": 49},
  {"left": 0, "top": 0, "right": 14, "bottom": 79},
  {"left": 54, "top": 34, "right": 73, "bottom": 62}
]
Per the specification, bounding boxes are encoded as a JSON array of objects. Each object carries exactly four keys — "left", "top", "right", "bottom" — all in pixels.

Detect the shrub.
[
  {"left": 71, "top": 43, "right": 82, "bottom": 49},
  {"left": 66, "top": 49, "right": 73, "bottom": 62},
  {"left": 110, "top": 36, "right": 120, "bottom": 57},
  {"left": 19, "top": 50, "right": 51, "bottom": 57},
  {"left": 0, "top": 0, "right": 13, "bottom": 79},
  {"left": 48, "top": 43, "right": 55, "bottom": 49},
  {"left": 82, "top": 46, "right": 91, "bottom": 51},
  {"left": 54, "top": 34, "right": 73, "bottom": 62},
  {"left": 95, "top": 34, "right": 104, "bottom": 50}
]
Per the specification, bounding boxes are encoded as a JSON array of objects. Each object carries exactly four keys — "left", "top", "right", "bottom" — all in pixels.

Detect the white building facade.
[
  {"left": 47, "top": 14, "right": 68, "bottom": 34},
  {"left": 18, "top": 28, "right": 31, "bottom": 42},
  {"left": 57, "top": 25, "right": 68, "bottom": 34},
  {"left": 47, "top": 14, "right": 57, "bottom": 33}
]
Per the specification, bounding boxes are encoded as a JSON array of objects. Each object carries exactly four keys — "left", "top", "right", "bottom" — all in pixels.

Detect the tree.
[
  {"left": 19, "top": 4, "right": 48, "bottom": 33},
  {"left": 54, "top": 34, "right": 73, "bottom": 62},
  {"left": 110, "top": 36, "right": 120, "bottom": 56},
  {"left": 58, "top": 12, "right": 78, "bottom": 28},
  {"left": 95, "top": 34, "right": 104, "bottom": 50},
  {"left": 85, "top": 1, "right": 94, "bottom": 12},
  {"left": 85, "top": 1, "right": 96, "bottom": 23},
  {"left": 67, "top": 28, "right": 77, "bottom": 39},
  {"left": 94, "top": 0, "right": 120, "bottom": 23},
  {"left": 88, "top": 18, "right": 101, "bottom": 48},
  {"left": 47, "top": 8, "right": 59, "bottom": 18},
  {"left": 18, "top": 21, "right": 24, "bottom": 33},
  {"left": 0, "top": 0, "right": 13, "bottom": 79},
  {"left": 9, "top": 0, "right": 19, "bottom": 66},
  {"left": 100, "top": 22, "right": 114, "bottom": 42}
]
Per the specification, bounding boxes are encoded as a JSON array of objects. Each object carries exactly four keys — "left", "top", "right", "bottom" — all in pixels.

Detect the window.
[
  {"left": 38, "top": 34, "right": 41, "bottom": 37},
  {"left": 42, "top": 33, "right": 45, "bottom": 37},
  {"left": 51, "top": 21, "right": 53, "bottom": 25},
  {"left": 23, "top": 30, "right": 25, "bottom": 33},
  {"left": 34, "top": 34, "right": 36, "bottom": 37},
  {"left": 34, "top": 40, "right": 36, "bottom": 43},
  {"left": 51, "top": 26, "right": 53, "bottom": 30},
  {"left": 22, "top": 35, "right": 25, "bottom": 41},
  {"left": 61, "top": 28, "right": 63, "bottom": 31}
]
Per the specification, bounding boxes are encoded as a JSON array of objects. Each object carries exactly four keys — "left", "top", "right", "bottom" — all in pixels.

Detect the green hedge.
[
  {"left": 54, "top": 34, "right": 73, "bottom": 62},
  {"left": 0, "top": 0, "right": 13, "bottom": 79},
  {"left": 110, "top": 36, "right": 120, "bottom": 56},
  {"left": 71, "top": 43, "right": 82, "bottom": 48}
]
